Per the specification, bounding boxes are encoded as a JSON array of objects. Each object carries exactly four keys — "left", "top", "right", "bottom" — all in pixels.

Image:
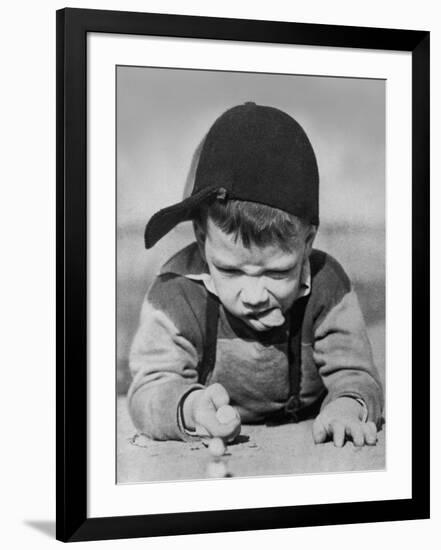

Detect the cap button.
[
  {"left": 216, "top": 187, "right": 228, "bottom": 201},
  {"left": 244, "top": 101, "right": 257, "bottom": 107}
]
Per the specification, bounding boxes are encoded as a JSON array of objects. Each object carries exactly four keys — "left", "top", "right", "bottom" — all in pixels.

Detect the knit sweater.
[{"left": 128, "top": 243, "right": 383, "bottom": 441}]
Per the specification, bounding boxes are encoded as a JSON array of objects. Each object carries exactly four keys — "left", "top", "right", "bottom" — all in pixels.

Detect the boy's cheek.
[
  {"left": 215, "top": 280, "right": 239, "bottom": 303},
  {"left": 222, "top": 293, "right": 241, "bottom": 314},
  {"left": 276, "top": 285, "right": 300, "bottom": 312}
]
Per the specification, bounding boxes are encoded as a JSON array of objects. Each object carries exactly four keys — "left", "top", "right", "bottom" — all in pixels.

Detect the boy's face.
[{"left": 198, "top": 219, "right": 314, "bottom": 332}]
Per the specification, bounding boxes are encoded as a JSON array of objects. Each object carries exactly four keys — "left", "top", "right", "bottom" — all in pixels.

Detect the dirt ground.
[
  {"left": 117, "top": 400, "right": 385, "bottom": 484},
  {"left": 117, "top": 320, "right": 385, "bottom": 484}
]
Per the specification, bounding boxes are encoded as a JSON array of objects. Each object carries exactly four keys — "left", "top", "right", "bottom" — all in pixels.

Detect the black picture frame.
[{"left": 56, "top": 7, "right": 430, "bottom": 542}]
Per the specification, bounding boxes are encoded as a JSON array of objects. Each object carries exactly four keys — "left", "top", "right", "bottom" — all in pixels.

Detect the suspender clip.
[{"left": 284, "top": 395, "right": 300, "bottom": 422}]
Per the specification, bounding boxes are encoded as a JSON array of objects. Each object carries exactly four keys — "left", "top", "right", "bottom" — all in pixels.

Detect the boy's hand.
[
  {"left": 312, "top": 397, "right": 377, "bottom": 447},
  {"left": 182, "top": 383, "right": 241, "bottom": 441}
]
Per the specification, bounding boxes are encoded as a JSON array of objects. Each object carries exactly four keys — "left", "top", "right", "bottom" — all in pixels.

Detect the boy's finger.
[
  {"left": 331, "top": 421, "right": 345, "bottom": 447},
  {"left": 347, "top": 422, "right": 364, "bottom": 447},
  {"left": 216, "top": 405, "right": 239, "bottom": 424},
  {"left": 363, "top": 421, "right": 378, "bottom": 445},
  {"left": 312, "top": 416, "right": 328, "bottom": 444},
  {"left": 207, "top": 383, "right": 230, "bottom": 409},
  {"left": 224, "top": 418, "right": 242, "bottom": 443},
  {"left": 213, "top": 419, "right": 241, "bottom": 440},
  {"left": 198, "top": 410, "right": 240, "bottom": 440},
  {"left": 193, "top": 424, "right": 210, "bottom": 437}
]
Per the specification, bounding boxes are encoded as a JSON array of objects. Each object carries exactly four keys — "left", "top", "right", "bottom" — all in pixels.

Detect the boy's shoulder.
[
  {"left": 309, "top": 248, "right": 351, "bottom": 292},
  {"left": 160, "top": 242, "right": 206, "bottom": 277},
  {"left": 307, "top": 248, "right": 353, "bottom": 325},
  {"left": 146, "top": 243, "right": 209, "bottom": 334}
]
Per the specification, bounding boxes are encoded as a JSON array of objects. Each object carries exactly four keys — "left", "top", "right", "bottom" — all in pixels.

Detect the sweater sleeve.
[
  {"left": 310, "top": 253, "right": 384, "bottom": 426},
  {"left": 127, "top": 274, "right": 206, "bottom": 440}
]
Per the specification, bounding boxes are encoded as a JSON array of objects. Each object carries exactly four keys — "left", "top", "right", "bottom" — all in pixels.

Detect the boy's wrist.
[
  {"left": 345, "top": 396, "right": 368, "bottom": 422},
  {"left": 333, "top": 396, "right": 366, "bottom": 421},
  {"left": 182, "top": 388, "right": 203, "bottom": 431}
]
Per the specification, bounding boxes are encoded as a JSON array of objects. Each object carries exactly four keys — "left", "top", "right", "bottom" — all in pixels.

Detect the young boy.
[{"left": 128, "top": 102, "right": 384, "bottom": 447}]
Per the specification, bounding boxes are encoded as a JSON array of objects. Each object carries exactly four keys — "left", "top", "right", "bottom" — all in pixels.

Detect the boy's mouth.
[{"left": 247, "top": 307, "right": 285, "bottom": 328}]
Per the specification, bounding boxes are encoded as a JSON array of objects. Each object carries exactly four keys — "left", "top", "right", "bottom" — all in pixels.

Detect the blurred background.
[{"left": 116, "top": 66, "right": 385, "bottom": 395}]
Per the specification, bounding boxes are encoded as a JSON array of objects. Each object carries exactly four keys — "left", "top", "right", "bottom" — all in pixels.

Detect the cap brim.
[{"left": 144, "top": 186, "right": 220, "bottom": 249}]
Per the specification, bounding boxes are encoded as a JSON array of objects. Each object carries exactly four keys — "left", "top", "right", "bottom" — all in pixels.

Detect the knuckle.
[
  {"left": 212, "top": 383, "right": 227, "bottom": 398},
  {"left": 330, "top": 419, "right": 342, "bottom": 431}
]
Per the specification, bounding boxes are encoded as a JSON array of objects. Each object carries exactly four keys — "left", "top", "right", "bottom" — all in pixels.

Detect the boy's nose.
[{"left": 240, "top": 279, "right": 269, "bottom": 308}]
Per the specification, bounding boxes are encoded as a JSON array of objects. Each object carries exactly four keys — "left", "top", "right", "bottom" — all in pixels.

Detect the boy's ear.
[
  {"left": 193, "top": 220, "right": 207, "bottom": 260},
  {"left": 304, "top": 226, "right": 317, "bottom": 257}
]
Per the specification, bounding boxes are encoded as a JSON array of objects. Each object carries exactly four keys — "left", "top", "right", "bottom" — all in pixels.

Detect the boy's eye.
[
  {"left": 216, "top": 266, "right": 292, "bottom": 278},
  {"left": 266, "top": 270, "right": 291, "bottom": 279},
  {"left": 217, "top": 267, "right": 241, "bottom": 275}
]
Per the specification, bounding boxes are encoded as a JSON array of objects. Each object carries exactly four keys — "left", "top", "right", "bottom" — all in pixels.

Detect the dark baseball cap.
[{"left": 144, "top": 102, "right": 319, "bottom": 249}]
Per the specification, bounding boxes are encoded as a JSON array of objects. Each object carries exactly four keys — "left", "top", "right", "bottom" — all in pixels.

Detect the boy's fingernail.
[{"left": 216, "top": 405, "right": 239, "bottom": 424}]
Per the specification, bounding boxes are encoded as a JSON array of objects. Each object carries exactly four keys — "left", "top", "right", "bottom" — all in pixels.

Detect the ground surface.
[
  {"left": 117, "top": 397, "right": 385, "bottom": 484},
  {"left": 117, "top": 321, "right": 385, "bottom": 483}
]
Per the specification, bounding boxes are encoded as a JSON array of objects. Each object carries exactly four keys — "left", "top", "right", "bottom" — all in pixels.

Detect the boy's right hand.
[{"left": 182, "top": 383, "right": 241, "bottom": 441}]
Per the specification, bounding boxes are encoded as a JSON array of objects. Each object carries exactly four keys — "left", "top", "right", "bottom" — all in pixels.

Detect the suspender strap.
[
  {"left": 199, "top": 293, "right": 220, "bottom": 384},
  {"left": 199, "top": 291, "right": 309, "bottom": 423},
  {"left": 284, "top": 296, "right": 309, "bottom": 420}
]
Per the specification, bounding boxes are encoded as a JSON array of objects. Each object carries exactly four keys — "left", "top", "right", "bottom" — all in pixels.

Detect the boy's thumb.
[
  {"left": 207, "top": 383, "right": 230, "bottom": 408},
  {"left": 312, "top": 416, "right": 328, "bottom": 444}
]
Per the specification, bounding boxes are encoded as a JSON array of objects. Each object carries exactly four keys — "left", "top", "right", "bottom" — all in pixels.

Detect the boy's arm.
[
  {"left": 127, "top": 275, "right": 205, "bottom": 441},
  {"left": 312, "top": 287, "right": 384, "bottom": 426}
]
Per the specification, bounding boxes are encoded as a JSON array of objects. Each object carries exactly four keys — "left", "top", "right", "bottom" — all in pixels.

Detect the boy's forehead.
[{"left": 205, "top": 219, "right": 301, "bottom": 266}]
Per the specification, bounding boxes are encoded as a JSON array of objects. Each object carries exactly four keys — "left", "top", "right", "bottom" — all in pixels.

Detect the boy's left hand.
[{"left": 312, "top": 397, "right": 377, "bottom": 447}]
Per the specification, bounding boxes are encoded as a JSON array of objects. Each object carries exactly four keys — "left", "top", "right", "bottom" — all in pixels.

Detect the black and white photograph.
[
  {"left": 116, "top": 66, "right": 386, "bottom": 484},
  {"left": 0, "top": 0, "right": 436, "bottom": 546}
]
